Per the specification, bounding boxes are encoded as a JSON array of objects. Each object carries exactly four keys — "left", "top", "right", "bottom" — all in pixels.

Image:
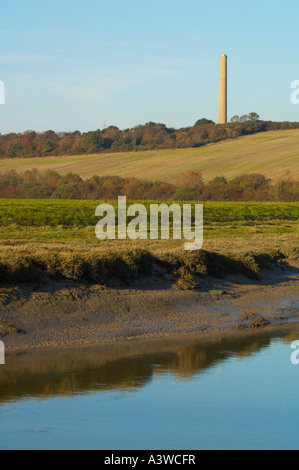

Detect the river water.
[{"left": 0, "top": 325, "right": 299, "bottom": 450}]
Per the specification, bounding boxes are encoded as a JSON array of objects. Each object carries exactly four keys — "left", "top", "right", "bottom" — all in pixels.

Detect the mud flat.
[{"left": 0, "top": 258, "right": 297, "bottom": 353}]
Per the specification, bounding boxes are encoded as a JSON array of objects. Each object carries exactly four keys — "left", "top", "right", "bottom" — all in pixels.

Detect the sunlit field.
[
  {"left": 0, "top": 199, "right": 298, "bottom": 242},
  {"left": 0, "top": 130, "right": 299, "bottom": 183}
]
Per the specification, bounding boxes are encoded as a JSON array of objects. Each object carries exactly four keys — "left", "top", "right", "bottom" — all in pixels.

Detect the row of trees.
[
  {"left": 1, "top": 118, "right": 299, "bottom": 158},
  {"left": 0, "top": 169, "right": 297, "bottom": 201},
  {"left": 230, "top": 113, "right": 260, "bottom": 123}
]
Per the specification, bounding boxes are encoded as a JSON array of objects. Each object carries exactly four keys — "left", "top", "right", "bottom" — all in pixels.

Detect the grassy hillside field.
[{"left": 0, "top": 129, "right": 299, "bottom": 183}]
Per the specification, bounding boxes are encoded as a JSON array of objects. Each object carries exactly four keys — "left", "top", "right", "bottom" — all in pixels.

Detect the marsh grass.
[
  {"left": 0, "top": 199, "right": 297, "bottom": 285},
  {"left": 0, "top": 200, "right": 297, "bottom": 244},
  {"left": 0, "top": 236, "right": 297, "bottom": 285},
  {"left": 0, "top": 200, "right": 298, "bottom": 227},
  {"left": 0, "top": 247, "right": 154, "bottom": 284}
]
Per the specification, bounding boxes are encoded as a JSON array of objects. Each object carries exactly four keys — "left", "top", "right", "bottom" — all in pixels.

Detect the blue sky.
[{"left": 1, "top": 0, "right": 298, "bottom": 133}]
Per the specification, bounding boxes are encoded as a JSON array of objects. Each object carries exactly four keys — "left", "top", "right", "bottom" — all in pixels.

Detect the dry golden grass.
[
  {"left": 1, "top": 129, "right": 299, "bottom": 183},
  {"left": 0, "top": 235, "right": 297, "bottom": 285}
]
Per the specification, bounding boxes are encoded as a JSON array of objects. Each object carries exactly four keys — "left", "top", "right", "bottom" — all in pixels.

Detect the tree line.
[
  {"left": 0, "top": 169, "right": 297, "bottom": 201},
  {"left": 1, "top": 118, "right": 299, "bottom": 158}
]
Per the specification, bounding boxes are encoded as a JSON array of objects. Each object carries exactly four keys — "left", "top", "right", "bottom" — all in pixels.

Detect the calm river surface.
[{"left": 0, "top": 326, "right": 299, "bottom": 450}]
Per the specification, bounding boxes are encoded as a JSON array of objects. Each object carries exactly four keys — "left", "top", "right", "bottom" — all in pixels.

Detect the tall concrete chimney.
[{"left": 218, "top": 54, "right": 227, "bottom": 124}]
